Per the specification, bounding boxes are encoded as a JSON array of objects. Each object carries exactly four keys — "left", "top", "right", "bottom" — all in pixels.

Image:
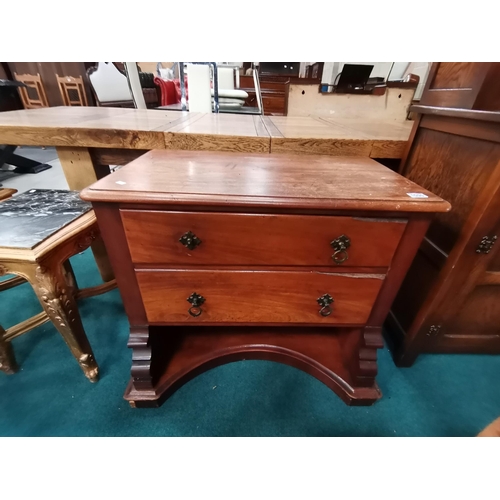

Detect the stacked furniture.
[{"left": 387, "top": 62, "right": 500, "bottom": 364}]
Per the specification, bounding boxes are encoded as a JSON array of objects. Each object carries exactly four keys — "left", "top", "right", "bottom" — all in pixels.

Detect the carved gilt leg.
[
  {"left": 0, "top": 324, "right": 18, "bottom": 374},
  {"left": 25, "top": 262, "right": 99, "bottom": 382}
]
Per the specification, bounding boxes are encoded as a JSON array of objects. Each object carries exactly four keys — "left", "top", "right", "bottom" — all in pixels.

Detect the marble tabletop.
[{"left": 0, "top": 189, "right": 92, "bottom": 249}]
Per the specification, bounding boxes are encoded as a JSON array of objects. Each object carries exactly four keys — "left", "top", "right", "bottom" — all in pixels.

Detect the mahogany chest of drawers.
[{"left": 81, "top": 151, "right": 449, "bottom": 408}]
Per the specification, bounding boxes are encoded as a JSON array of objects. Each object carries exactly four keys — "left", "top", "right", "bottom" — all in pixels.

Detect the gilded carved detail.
[
  {"left": 79, "top": 353, "right": 99, "bottom": 381},
  {"left": 76, "top": 229, "right": 98, "bottom": 251},
  {"left": 35, "top": 265, "right": 75, "bottom": 330}
]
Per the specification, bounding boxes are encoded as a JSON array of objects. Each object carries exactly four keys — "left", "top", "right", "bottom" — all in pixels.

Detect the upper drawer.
[{"left": 121, "top": 210, "right": 406, "bottom": 267}]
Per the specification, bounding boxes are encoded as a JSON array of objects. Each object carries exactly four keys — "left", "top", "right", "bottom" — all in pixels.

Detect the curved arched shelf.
[{"left": 124, "top": 327, "right": 381, "bottom": 408}]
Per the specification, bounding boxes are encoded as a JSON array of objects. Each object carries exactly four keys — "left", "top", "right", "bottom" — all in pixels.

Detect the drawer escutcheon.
[
  {"left": 187, "top": 292, "right": 205, "bottom": 317},
  {"left": 179, "top": 231, "right": 202, "bottom": 250},
  {"left": 317, "top": 293, "right": 334, "bottom": 317},
  {"left": 330, "top": 234, "right": 351, "bottom": 264}
]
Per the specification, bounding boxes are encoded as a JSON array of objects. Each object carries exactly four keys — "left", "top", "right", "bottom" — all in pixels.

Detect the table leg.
[
  {"left": 56, "top": 146, "right": 110, "bottom": 191},
  {"left": 24, "top": 260, "right": 99, "bottom": 382},
  {"left": 56, "top": 146, "right": 114, "bottom": 281},
  {"left": 0, "top": 324, "right": 18, "bottom": 374},
  {"left": 90, "top": 237, "right": 115, "bottom": 282}
]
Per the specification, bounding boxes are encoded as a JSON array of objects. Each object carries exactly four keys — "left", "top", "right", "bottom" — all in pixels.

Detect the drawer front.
[
  {"left": 136, "top": 270, "right": 384, "bottom": 324},
  {"left": 262, "top": 96, "right": 286, "bottom": 114},
  {"left": 122, "top": 210, "right": 406, "bottom": 267}
]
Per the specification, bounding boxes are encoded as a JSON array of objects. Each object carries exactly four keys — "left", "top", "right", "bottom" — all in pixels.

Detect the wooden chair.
[
  {"left": 0, "top": 189, "right": 116, "bottom": 382},
  {"left": 13, "top": 73, "right": 49, "bottom": 108},
  {"left": 56, "top": 74, "right": 88, "bottom": 106}
]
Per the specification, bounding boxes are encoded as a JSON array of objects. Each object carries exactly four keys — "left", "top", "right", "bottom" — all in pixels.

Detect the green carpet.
[{"left": 1, "top": 249, "right": 499, "bottom": 437}]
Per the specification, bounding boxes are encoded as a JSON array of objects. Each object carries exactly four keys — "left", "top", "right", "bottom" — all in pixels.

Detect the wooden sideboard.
[
  {"left": 387, "top": 104, "right": 500, "bottom": 364},
  {"left": 81, "top": 150, "right": 449, "bottom": 408},
  {"left": 239, "top": 76, "right": 289, "bottom": 115}
]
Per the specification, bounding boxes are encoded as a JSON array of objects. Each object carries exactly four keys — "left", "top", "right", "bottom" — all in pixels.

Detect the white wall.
[{"left": 287, "top": 85, "right": 415, "bottom": 121}]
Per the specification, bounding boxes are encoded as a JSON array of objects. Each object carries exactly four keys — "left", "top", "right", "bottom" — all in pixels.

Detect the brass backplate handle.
[
  {"left": 179, "top": 231, "right": 202, "bottom": 250},
  {"left": 330, "top": 235, "right": 350, "bottom": 264},
  {"left": 187, "top": 292, "right": 205, "bottom": 317},
  {"left": 476, "top": 235, "right": 497, "bottom": 254},
  {"left": 317, "top": 293, "right": 334, "bottom": 317}
]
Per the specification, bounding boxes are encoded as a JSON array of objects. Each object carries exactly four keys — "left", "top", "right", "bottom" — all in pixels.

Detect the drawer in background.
[
  {"left": 121, "top": 210, "right": 406, "bottom": 267},
  {"left": 136, "top": 269, "right": 384, "bottom": 324}
]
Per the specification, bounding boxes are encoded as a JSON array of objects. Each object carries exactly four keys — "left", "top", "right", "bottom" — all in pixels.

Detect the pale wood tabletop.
[
  {"left": 0, "top": 107, "right": 413, "bottom": 190},
  {"left": 264, "top": 116, "right": 412, "bottom": 158}
]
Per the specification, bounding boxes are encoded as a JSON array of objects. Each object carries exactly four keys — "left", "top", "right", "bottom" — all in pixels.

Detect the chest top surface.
[{"left": 80, "top": 150, "right": 450, "bottom": 213}]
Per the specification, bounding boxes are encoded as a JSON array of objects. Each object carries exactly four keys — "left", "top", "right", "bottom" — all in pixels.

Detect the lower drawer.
[{"left": 136, "top": 270, "right": 384, "bottom": 324}]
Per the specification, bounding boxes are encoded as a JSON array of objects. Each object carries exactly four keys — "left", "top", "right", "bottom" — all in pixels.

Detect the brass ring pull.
[
  {"left": 187, "top": 292, "right": 205, "bottom": 317},
  {"left": 188, "top": 306, "right": 203, "bottom": 317},
  {"left": 319, "top": 305, "right": 332, "bottom": 317},
  {"left": 330, "top": 234, "right": 350, "bottom": 265},
  {"left": 317, "top": 293, "right": 334, "bottom": 317},
  {"left": 332, "top": 249, "right": 349, "bottom": 264}
]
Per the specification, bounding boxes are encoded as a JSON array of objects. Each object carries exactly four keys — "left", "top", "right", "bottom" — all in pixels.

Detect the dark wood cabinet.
[
  {"left": 387, "top": 68, "right": 500, "bottom": 363},
  {"left": 420, "top": 62, "right": 500, "bottom": 111},
  {"left": 239, "top": 76, "right": 289, "bottom": 115}
]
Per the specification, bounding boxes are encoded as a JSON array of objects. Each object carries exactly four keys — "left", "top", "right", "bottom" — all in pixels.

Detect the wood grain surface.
[
  {"left": 265, "top": 116, "right": 412, "bottom": 158},
  {"left": 0, "top": 107, "right": 186, "bottom": 149},
  {"left": 121, "top": 210, "right": 407, "bottom": 267},
  {"left": 0, "top": 107, "right": 412, "bottom": 158},
  {"left": 81, "top": 150, "right": 451, "bottom": 213},
  {"left": 136, "top": 270, "right": 384, "bottom": 325},
  {"left": 389, "top": 93, "right": 500, "bottom": 363}
]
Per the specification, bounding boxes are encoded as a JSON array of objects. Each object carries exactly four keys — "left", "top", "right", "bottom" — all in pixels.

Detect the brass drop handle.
[
  {"left": 179, "top": 231, "right": 202, "bottom": 250},
  {"left": 476, "top": 235, "right": 497, "bottom": 254},
  {"left": 187, "top": 292, "right": 205, "bottom": 317},
  {"left": 317, "top": 293, "right": 334, "bottom": 317},
  {"left": 330, "top": 234, "right": 350, "bottom": 264}
]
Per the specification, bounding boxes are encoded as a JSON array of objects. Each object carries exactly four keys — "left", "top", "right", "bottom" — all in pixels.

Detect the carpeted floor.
[{"left": 1, "top": 249, "right": 499, "bottom": 437}]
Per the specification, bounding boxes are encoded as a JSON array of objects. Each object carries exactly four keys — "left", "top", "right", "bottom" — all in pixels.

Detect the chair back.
[
  {"left": 56, "top": 75, "right": 88, "bottom": 106},
  {"left": 87, "top": 62, "right": 133, "bottom": 104},
  {"left": 13, "top": 73, "right": 49, "bottom": 108}
]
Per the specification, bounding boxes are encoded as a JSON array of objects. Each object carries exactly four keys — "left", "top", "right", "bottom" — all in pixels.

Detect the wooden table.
[
  {"left": 0, "top": 107, "right": 412, "bottom": 191},
  {"left": 263, "top": 116, "right": 412, "bottom": 158}
]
